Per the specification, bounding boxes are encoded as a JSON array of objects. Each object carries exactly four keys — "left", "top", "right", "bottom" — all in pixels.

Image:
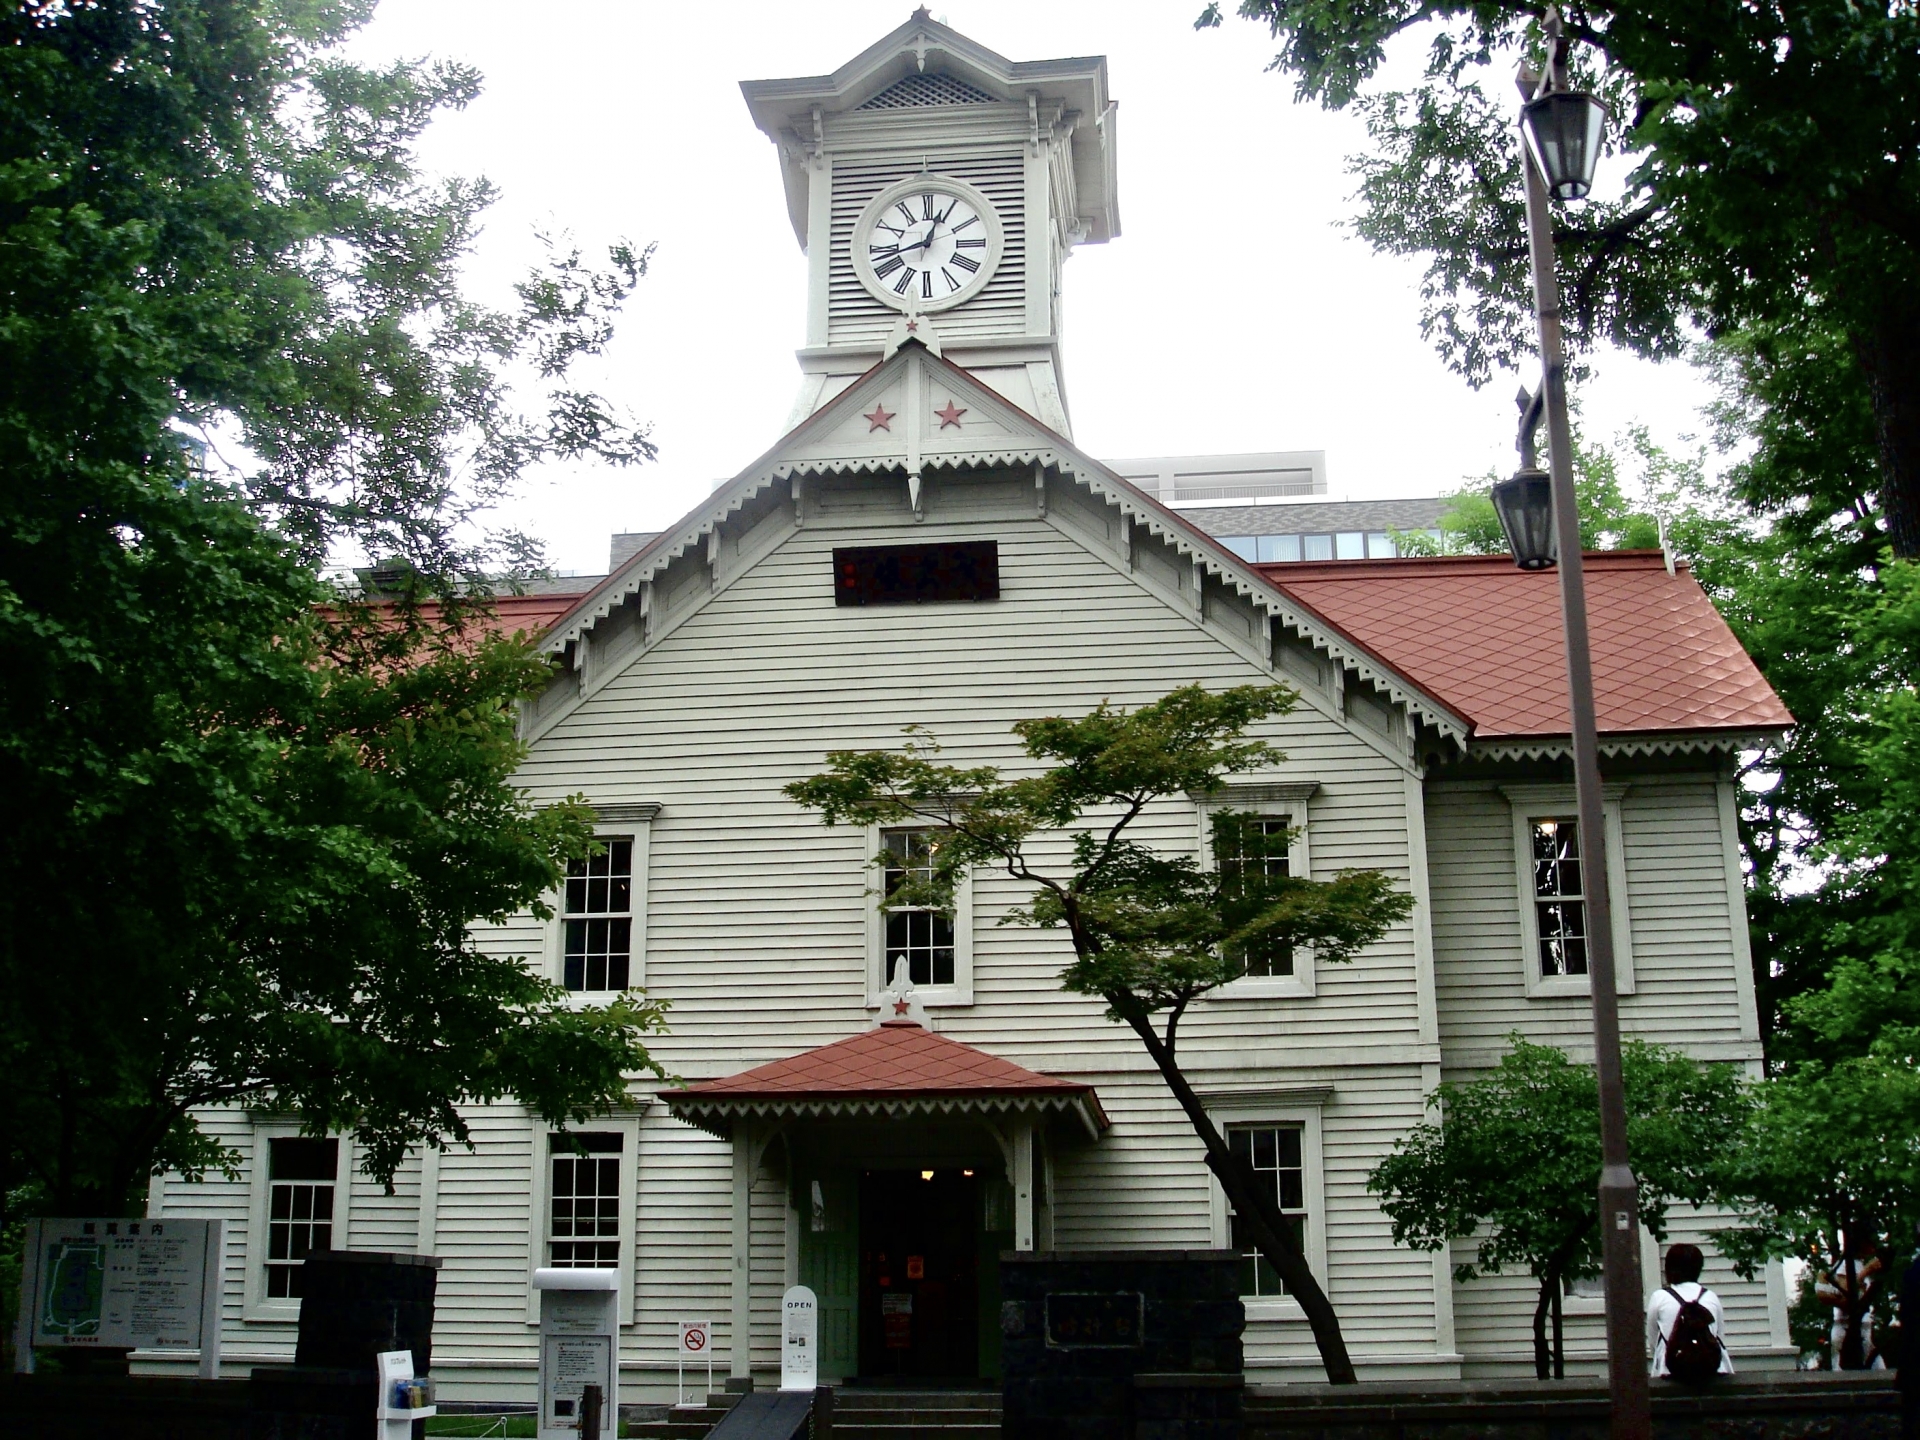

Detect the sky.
[{"left": 343, "top": 1, "right": 1718, "bottom": 577}]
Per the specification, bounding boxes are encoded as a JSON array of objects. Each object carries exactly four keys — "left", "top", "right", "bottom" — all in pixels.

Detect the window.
[
  {"left": 1504, "top": 786, "right": 1636, "bottom": 997},
  {"left": 265, "top": 1138, "right": 338, "bottom": 1299},
  {"left": 1205, "top": 1097, "right": 1328, "bottom": 1318},
  {"left": 883, "top": 829, "right": 955, "bottom": 987},
  {"left": 1228, "top": 1126, "right": 1308, "bottom": 1297},
  {"left": 1334, "top": 531, "right": 1365, "bottom": 559},
  {"left": 1258, "top": 535, "right": 1303, "bottom": 563},
  {"left": 564, "top": 839, "right": 633, "bottom": 992},
  {"left": 865, "top": 823, "right": 973, "bottom": 1005},
  {"left": 1195, "top": 783, "right": 1317, "bottom": 998},
  {"left": 1219, "top": 816, "right": 1294, "bottom": 979},
  {"left": 548, "top": 1132, "right": 623, "bottom": 1268},
  {"left": 1365, "top": 531, "right": 1395, "bottom": 558},
  {"left": 1530, "top": 818, "right": 1587, "bottom": 977},
  {"left": 1302, "top": 534, "right": 1333, "bottom": 561},
  {"left": 1220, "top": 536, "right": 1258, "bottom": 561}
]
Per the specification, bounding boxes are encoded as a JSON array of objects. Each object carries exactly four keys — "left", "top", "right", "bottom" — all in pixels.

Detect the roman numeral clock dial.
[{"left": 852, "top": 176, "right": 1003, "bottom": 315}]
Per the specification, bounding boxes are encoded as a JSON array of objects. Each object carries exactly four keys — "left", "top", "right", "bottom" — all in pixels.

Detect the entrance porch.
[{"left": 666, "top": 1017, "right": 1108, "bottom": 1384}]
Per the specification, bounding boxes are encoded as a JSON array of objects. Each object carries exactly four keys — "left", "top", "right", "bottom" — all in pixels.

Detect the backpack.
[{"left": 1663, "top": 1285, "right": 1723, "bottom": 1381}]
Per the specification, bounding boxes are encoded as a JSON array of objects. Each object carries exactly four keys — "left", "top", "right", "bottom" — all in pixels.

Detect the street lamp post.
[{"left": 1490, "top": 11, "right": 1651, "bottom": 1439}]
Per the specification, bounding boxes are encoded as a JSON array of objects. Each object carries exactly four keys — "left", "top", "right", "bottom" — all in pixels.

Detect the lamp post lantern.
[{"left": 1496, "top": 10, "right": 1651, "bottom": 1437}]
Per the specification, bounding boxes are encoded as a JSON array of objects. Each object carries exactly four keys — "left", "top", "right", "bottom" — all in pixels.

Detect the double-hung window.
[
  {"left": 1194, "top": 783, "right": 1318, "bottom": 998},
  {"left": 1220, "top": 816, "right": 1296, "bottom": 979},
  {"left": 867, "top": 825, "right": 973, "bottom": 1005},
  {"left": 1504, "top": 786, "right": 1636, "bottom": 997},
  {"left": 564, "top": 839, "right": 633, "bottom": 992},
  {"left": 1206, "top": 1098, "right": 1328, "bottom": 1319},
  {"left": 1530, "top": 817, "right": 1588, "bottom": 977},
  {"left": 548, "top": 1132, "right": 623, "bottom": 1268},
  {"left": 1228, "top": 1125, "right": 1308, "bottom": 1297},
  {"left": 883, "top": 829, "right": 955, "bottom": 987},
  {"left": 266, "top": 1138, "right": 338, "bottom": 1298}
]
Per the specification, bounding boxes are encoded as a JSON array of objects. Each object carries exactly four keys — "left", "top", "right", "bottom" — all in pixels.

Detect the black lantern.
[
  {"left": 1491, "top": 467, "right": 1557, "bottom": 569},
  {"left": 1521, "top": 90, "right": 1609, "bottom": 200}
]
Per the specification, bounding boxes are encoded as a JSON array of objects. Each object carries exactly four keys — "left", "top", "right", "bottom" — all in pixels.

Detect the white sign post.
[
  {"left": 780, "top": 1285, "right": 818, "bottom": 1393},
  {"left": 675, "top": 1319, "right": 712, "bottom": 1409},
  {"left": 14, "top": 1217, "right": 223, "bottom": 1377},
  {"left": 532, "top": 1268, "right": 618, "bottom": 1440}
]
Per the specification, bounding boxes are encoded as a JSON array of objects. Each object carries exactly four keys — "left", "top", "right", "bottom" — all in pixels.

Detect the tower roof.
[{"left": 740, "top": 10, "right": 1118, "bottom": 248}]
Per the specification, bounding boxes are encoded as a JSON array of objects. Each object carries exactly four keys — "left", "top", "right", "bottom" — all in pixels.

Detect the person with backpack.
[{"left": 1647, "top": 1242, "right": 1733, "bottom": 1381}]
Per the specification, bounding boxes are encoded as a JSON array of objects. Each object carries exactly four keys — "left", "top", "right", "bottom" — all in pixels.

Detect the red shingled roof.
[
  {"left": 1256, "top": 551, "right": 1791, "bottom": 741},
  {"left": 678, "top": 1020, "right": 1094, "bottom": 1101}
]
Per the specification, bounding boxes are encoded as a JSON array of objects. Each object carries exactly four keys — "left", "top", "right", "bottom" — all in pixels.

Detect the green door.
[{"left": 798, "top": 1172, "right": 858, "bottom": 1381}]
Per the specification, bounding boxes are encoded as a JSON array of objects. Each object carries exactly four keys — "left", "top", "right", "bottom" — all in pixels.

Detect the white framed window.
[
  {"left": 525, "top": 1116, "right": 640, "bottom": 1326},
  {"left": 1502, "top": 785, "right": 1635, "bottom": 998},
  {"left": 1193, "top": 782, "right": 1318, "bottom": 999},
  {"left": 547, "top": 1132, "right": 624, "bottom": 1267},
  {"left": 244, "top": 1125, "right": 352, "bottom": 1322},
  {"left": 1205, "top": 1092, "right": 1328, "bottom": 1323},
  {"left": 551, "top": 805, "right": 655, "bottom": 996},
  {"left": 865, "top": 823, "right": 973, "bottom": 1007}
]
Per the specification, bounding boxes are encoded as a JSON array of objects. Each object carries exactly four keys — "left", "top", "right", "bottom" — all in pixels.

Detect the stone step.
[
  {"left": 835, "top": 1392, "right": 1002, "bottom": 1410},
  {"left": 835, "top": 1412, "right": 1003, "bottom": 1427}
]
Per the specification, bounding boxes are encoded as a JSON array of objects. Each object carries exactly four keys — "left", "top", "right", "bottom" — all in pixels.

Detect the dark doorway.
[{"left": 858, "top": 1169, "right": 980, "bottom": 1380}]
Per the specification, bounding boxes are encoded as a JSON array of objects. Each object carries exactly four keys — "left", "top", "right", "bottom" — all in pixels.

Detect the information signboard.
[
  {"left": 13, "top": 1217, "right": 223, "bottom": 1376},
  {"left": 779, "top": 1286, "right": 817, "bottom": 1392}
]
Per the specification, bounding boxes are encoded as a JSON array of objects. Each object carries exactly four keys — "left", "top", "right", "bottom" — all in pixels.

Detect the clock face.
[{"left": 852, "top": 178, "right": 1003, "bottom": 313}]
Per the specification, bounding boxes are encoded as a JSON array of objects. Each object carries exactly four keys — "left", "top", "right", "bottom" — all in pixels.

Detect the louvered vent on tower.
[{"left": 858, "top": 73, "right": 996, "bottom": 109}]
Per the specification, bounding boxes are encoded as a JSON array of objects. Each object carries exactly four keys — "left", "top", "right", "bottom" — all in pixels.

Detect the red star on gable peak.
[
  {"left": 934, "top": 400, "right": 967, "bottom": 429},
  {"left": 863, "top": 403, "right": 895, "bottom": 433},
  {"left": 893, "top": 998, "right": 911, "bottom": 1016},
  {"left": 904, "top": 318, "right": 920, "bottom": 332}
]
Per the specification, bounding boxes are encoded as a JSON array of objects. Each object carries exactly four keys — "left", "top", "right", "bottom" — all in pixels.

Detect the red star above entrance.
[
  {"left": 934, "top": 400, "right": 967, "bottom": 429},
  {"left": 863, "top": 403, "right": 895, "bottom": 433}
]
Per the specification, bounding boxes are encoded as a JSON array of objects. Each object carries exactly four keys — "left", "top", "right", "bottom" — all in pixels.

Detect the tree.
[
  {"left": 1713, "top": 1042, "right": 1920, "bottom": 1368},
  {"left": 0, "top": 0, "right": 668, "bottom": 1234},
  {"left": 1366, "top": 1036, "right": 1749, "bottom": 1379},
  {"left": 1199, "top": 0, "right": 1920, "bottom": 557},
  {"left": 787, "top": 683, "right": 1413, "bottom": 1384},
  {"left": 1397, "top": 420, "right": 1666, "bottom": 557}
]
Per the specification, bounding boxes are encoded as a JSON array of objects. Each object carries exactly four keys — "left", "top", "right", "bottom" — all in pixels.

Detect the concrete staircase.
[{"left": 625, "top": 1387, "right": 1003, "bottom": 1440}]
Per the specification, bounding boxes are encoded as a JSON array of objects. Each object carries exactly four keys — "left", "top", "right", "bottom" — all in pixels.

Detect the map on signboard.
[{"left": 41, "top": 1241, "right": 105, "bottom": 1338}]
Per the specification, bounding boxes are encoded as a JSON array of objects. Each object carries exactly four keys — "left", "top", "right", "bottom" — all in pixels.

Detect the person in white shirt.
[{"left": 1647, "top": 1242, "right": 1734, "bottom": 1378}]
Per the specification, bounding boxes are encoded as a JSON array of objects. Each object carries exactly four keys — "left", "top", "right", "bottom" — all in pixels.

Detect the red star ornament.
[
  {"left": 893, "top": 998, "right": 911, "bottom": 1016},
  {"left": 863, "top": 403, "right": 895, "bottom": 433},
  {"left": 934, "top": 400, "right": 967, "bottom": 429}
]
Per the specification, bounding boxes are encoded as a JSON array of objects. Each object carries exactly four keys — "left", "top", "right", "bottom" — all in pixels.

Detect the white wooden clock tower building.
[
  {"left": 741, "top": 7, "right": 1117, "bottom": 434},
  {"left": 150, "top": 9, "right": 1794, "bottom": 1403}
]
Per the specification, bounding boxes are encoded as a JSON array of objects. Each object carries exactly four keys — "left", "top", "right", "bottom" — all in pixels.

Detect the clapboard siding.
[{"left": 1426, "top": 778, "right": 1760, "bottom": 1068}]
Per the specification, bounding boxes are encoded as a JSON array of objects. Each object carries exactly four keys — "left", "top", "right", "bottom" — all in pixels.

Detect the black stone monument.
[{"left": 1000, "top": 1251, "right": 1244, "bottom": 1440}]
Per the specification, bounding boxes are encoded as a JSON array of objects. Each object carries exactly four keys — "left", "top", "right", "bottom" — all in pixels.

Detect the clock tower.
[{"left": 741, "top": 9, "right": 1118, "bottom": 437}]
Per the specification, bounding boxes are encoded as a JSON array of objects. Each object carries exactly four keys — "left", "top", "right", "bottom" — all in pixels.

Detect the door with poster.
[
  {"left": 796, "top": 1171, "right": 857, "bottom": 1381},
  {"left": 857, "top": 1169, "right": 980, "bottom": 1379}
]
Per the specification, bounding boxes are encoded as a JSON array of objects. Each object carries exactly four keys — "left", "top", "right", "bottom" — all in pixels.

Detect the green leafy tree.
[
  {"left": 0, "top": 0, "right": 669, "bottom": 1246},
  {"left": 1199, "top": 0, "right": 1920, "bottom": 558},
  {"left": 1367, "top": 1036, "right": 1750, "bottom": 1379},
  {"left": 1397, "top": 422, "right": 1666, "bottom": 556},
  {"left": 1713, "top": 1041, "right": 1920, "bottom": 1368},
  {"left": 787, "top": 684, "right": 1414, "bottom": 1384}
]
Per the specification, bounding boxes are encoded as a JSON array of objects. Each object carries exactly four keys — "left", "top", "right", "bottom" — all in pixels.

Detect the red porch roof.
[
  {"left": 665, "top": 1020, "right": 1109, "bottom": 1138},
  {"left": 1257, "top": 551, "right": 1792, "bottom": 742}
]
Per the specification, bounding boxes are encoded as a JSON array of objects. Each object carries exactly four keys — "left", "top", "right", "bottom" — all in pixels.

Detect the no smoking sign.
[{"left": 677, "top": 1320, "right": 711, "bottom": 1356}]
